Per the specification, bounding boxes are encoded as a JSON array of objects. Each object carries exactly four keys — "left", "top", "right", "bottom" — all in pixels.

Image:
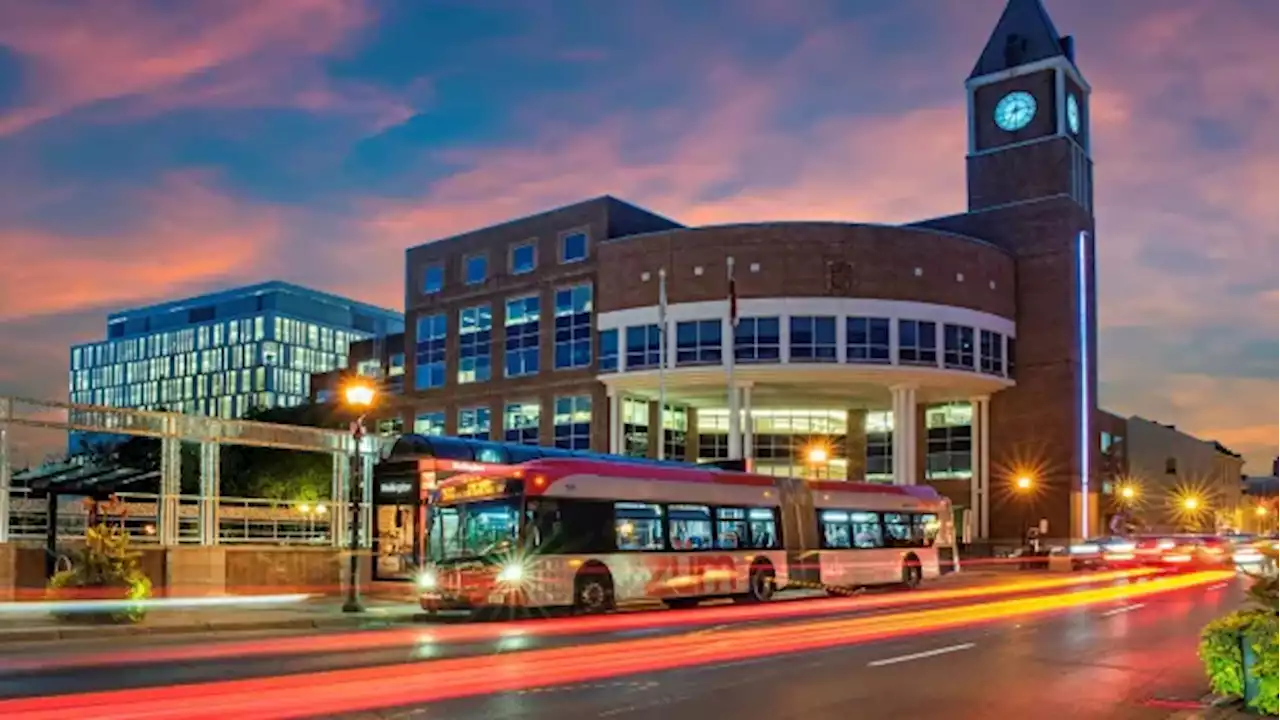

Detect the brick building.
[{"left": 391, "top": 0, "right": 1101, "bottom": 542}]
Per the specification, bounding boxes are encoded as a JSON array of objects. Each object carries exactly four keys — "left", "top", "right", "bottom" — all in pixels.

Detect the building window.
[
  {"left": 622, "top": 397, "right": 649, "bottom": 457},
  {"left": 504, "top": 294, "right": 540, "bottom": 378},
  {"left": 504, "top": 402, "right": 540, "bottom": 445},
  {"left": 1006, "top": 337, "right": 1016, "bottom": 378},
  {"left": 624, "top": 324, "right": 662, "bottom": 370},
  {"left": 866, "top": 411, "right": 893, "bottom": 482},
  {"left": 422, "top": 264, "right": 443, "bottom": 295},
  {"left": 457, "top": 406, "right": 491, "bottom": 440},
  {"left": 898, "top": 320, "right": 937, "bottom": 365},
  {"left": 560, "top": 231, "right": 588, "bottom": 264},
  {"left": 510, "top": 241, "right": 537, "bottom": 275},
  {"left": 663, "top": 405, "right": 689, "bottom": 461},
  {"left": 554, "top": 283, "right": 593, "bottom": 369},
  {"left": 789, "top": 316, "right": 837, "bottom": 363},
  {"left": 414, "top": 411, "right": 445, "bottom": 436},
  {"left": 925, "top": 402, "right": 973, "bottom": 480},
  {"left": 675, "top": 320, "right": 721, "bottom": 366},
  {"left": 464, "top": 254, "right": 488, "bottom": 285},
  {"left": 553, "top": 395, "right": 592, "bottom": 450},
  {"left": 734, "top": 317, "right": 780, "bottom": 363},
  {"left": 943, "top": 324, "right": 975, "bottom": 370},
  {"left": 599, "top": 329, "right": 619, "bottom": 373},
  {"left": 1165, "top": 457, "right": 1177, "bottom": 475},
  {"left": 413, "top": 313, "right": 447, "bottom": 390},
  {"left": 979, "top": 330, "right": 1004, "bottom": 375},
  {"left": 846, "top": 317, "right": 890, "bottom": 364},
  {"left": 458, "top": 305, "right": 492, "bottom": 384}
]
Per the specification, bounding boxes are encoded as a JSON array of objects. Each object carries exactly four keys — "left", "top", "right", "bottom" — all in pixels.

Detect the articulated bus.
[{"left": 417, "top": 457, "right": 955, "bottom": 614}]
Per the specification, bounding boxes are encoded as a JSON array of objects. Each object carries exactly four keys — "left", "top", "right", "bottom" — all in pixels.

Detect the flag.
[{"left": 727, "top": 256, "right": 739, "bottom": 328}]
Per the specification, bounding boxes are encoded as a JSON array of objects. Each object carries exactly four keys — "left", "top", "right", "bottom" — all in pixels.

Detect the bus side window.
[
  {"left": 914, "top": 513, "right": 940, "bottom": 547},
  {"left": 819, "top": 510, "right": 852, "bottom": 549},
  {"left": 748, "top": 508, "right": 779, "bottom": 549},
  {"left": 668, "top": 504, "right": 713, "bottom": 550},
  {"left": 614, "top": 502, "right": 665, "bottom": 551},
  {"left": 558, "top": 499, "right": 614, "bottom": 554},
  {"left": 715, "top": 507, "right": 747, "bottom": 550},
  {"left": 850, "top": 511, "right": 884, "bottom": 549},
  {"left": 882, "top": 513, "right": 915, "bottom": 548}
]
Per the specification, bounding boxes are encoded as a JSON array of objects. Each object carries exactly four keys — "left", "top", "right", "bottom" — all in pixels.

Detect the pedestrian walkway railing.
[{"left": 6, "top": 488, "right": 340, "bottom": 545}]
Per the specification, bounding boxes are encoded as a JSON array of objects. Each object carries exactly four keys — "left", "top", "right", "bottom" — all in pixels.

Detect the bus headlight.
[
  {"left": 416, "top": 571, "right": 438, "bottom": 591},
  {"left": 496, "top": 563, "right": 524, "bottom": 584}
]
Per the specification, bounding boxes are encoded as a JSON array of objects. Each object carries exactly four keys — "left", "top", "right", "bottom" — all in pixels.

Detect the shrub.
[
  {"left": 47, "top": 523, "right": 153, "bottom": 624},
  {"left": 1199, "top": 549, "right": 1280, "bottom": 716}
]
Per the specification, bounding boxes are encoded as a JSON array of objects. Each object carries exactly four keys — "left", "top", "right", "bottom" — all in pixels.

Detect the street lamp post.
[{"left": 343, "top": 383, "right": 375, "bottom": 614}]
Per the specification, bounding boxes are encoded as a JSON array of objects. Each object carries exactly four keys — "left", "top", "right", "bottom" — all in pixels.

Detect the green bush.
[
  {"left": 47, "top": 523, "right": 153, "bottom": 624},
  {"left": 1199, "top": 548, "right": 1279, "bottom": 716}
]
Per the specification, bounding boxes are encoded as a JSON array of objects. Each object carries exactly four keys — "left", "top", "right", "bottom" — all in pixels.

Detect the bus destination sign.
[{"left": 438, "top": 477, "right": 513, "bottom": 504}]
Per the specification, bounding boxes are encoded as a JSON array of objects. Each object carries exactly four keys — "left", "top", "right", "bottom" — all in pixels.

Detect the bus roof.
[{"left": 435, "top": 457, "right": 943, "bottom": 499}]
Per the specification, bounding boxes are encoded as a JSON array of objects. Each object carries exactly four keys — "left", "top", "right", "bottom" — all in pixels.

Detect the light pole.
[{"left": 343, "top": 382, "right": 375, "bottom": 613}]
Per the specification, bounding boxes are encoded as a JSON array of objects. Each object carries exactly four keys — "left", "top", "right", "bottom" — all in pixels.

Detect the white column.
[
  {"left": 607, "top": 388, "right": 622, "bottom": 454},
  {"left": 967, "top": 394, "right": 988, "bottom": 540},
  {"left": 331, "top": 452, "right": 350, "bottom": 548},
  {"left": 891, "top": 385, "right": 917, "bottom": 486},
  {"left": 198, "top": 436, "right": 221, "bottom": 546},
  {"left": 727, "top": 383, "right": 742, "bottom": 460},
  {"left": 979, "top": 396, "right": 991, "bottom": 539},
  {"left": 741, "top": 384, "right": 754, "bottom": 464}
]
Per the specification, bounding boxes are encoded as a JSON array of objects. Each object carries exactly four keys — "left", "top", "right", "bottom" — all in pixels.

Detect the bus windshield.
[{"left": 430, "top": 498, "right": 521, "bottom": 563}]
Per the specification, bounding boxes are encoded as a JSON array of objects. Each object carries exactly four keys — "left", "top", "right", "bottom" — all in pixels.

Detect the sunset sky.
[{"left": 0, "top": 0, "right": 1275, "bottom": 472}]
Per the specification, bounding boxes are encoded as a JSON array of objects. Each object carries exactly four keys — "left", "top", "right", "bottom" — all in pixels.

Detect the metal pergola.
[{"left": 0, "top": 396, "right": 372, "bottom": 548}]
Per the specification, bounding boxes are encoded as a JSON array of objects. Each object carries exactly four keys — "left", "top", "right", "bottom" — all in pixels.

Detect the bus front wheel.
[{"left": 573, "top": 565, "right": 615, "bottom": 615}]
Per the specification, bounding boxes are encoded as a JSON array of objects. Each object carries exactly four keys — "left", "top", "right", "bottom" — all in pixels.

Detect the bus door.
[{"left": 777, "top": 477, "right": 821, "bottom": 585}]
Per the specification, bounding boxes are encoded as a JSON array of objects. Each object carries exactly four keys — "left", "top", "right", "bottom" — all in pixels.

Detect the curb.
[{"left": 0, "top": 614, "right": 424, "bottom": 644}]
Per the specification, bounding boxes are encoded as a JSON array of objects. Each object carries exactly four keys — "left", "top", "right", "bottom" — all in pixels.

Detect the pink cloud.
[
  {"left": 0, "top": 172, "right": 281, "bottom": 321},
  {"left": 0, "top": 0, "right": 413, "bottom": 135}
]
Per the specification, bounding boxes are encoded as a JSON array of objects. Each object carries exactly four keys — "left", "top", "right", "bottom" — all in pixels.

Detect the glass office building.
[{"left": 69, "top": 281, "right": 404, "bottom": 423}]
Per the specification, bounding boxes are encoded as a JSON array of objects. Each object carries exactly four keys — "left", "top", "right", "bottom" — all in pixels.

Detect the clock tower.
[
  {"left": 912, "top": 0, "right": 1100, "bottom": 542},
  {"left": 966, "top": 0, "right": 1092, "bottom": 213}
]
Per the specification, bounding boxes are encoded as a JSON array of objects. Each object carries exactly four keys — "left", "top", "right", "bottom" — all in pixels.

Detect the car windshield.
[{"left": 429, "top": 498, "right": 522, "bottom": 563}]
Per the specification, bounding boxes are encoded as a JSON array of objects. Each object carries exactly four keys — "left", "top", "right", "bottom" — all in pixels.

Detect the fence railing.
[{"left": 7, "top": 488, "right": 344, "bottom": 545}]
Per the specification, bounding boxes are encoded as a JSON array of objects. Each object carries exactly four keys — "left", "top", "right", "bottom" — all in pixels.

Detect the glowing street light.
[
  {"left": 342, "top": 380, "right": 376, "bottom": 614},
  {"left": 344, "top": 383, "right": 376, "bottom": 407},
  {"left": 806, "top": 445, "right": 830, "bottom": 465},
  {"left": 1015, "top": 476, "right": 1033, "bottom": 491},
  {"left": 1182, "top": 497, "right": 1200, "bottom": 511},
  {"left": 1256, "top": 505, "right": 1269, "bottom": 518},
  {"left": 1119, "top": 485, "right": 1136, "bottom": 500}
]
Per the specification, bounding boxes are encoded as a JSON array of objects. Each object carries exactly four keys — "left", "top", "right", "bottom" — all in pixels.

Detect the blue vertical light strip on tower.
[{"left": 1078, "top": 230, "right": 1091, "bottom": 539}]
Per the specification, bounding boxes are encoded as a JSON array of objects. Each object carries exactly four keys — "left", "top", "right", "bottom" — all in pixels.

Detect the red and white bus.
[{"left": 418, "top": 458, "right": 955, "bottom": 614}]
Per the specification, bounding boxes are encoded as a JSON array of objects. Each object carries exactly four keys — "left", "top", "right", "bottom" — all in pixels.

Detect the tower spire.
[{"left": 969, "top": 0, "right": 1075, "bottom": 79}]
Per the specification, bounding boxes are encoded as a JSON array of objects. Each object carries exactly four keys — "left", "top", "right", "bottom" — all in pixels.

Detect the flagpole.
[
  {"left": 656, "top": 267, "right": 668, "bottom": 461},
  {"left": 726, "top": 256, "right": 740, "bottom": 461}
]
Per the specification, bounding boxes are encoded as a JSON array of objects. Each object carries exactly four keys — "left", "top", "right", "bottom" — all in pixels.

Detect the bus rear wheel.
[
  {"left": 901, "top": 557, "right": 923, "bottom": 589},
  {"left": 737, "top": 564, "right": 776, "bottom": 603},
  {"left": 573, "top": 570, "right": 615, "bottom": 615}
]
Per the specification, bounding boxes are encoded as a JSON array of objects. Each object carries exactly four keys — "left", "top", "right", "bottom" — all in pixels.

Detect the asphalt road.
[
  {"left": 353, "top": 576, "right": 1242, "bottom": 720},
  {"left": 0, "top": 571, "right": 1245, "bottom": 719}
]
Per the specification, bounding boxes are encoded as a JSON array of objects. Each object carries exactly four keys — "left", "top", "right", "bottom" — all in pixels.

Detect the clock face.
[
  {"left": 1067, "top": 94, "right": 1081, "bottom": 134},
  {"left": 994, "top": 91, "right": 1037, "bottom": 132}
]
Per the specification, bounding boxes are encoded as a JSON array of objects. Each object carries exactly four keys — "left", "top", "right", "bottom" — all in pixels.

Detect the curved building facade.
[{"left": 397, "top": 0, "right": 1102, "bottom": 542}]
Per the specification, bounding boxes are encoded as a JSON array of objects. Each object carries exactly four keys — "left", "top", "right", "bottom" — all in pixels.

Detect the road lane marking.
[
  {"left": 866, "top": 642, "right": 975, "bottom": 667},
  {"left": 1100, "top": 603, "right": 1145, "bottom": 617}
]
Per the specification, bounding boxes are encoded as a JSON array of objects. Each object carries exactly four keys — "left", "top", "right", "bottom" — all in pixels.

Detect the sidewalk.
[{"left": 0, "top": 596, "right": 424, "bottom": 644}]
